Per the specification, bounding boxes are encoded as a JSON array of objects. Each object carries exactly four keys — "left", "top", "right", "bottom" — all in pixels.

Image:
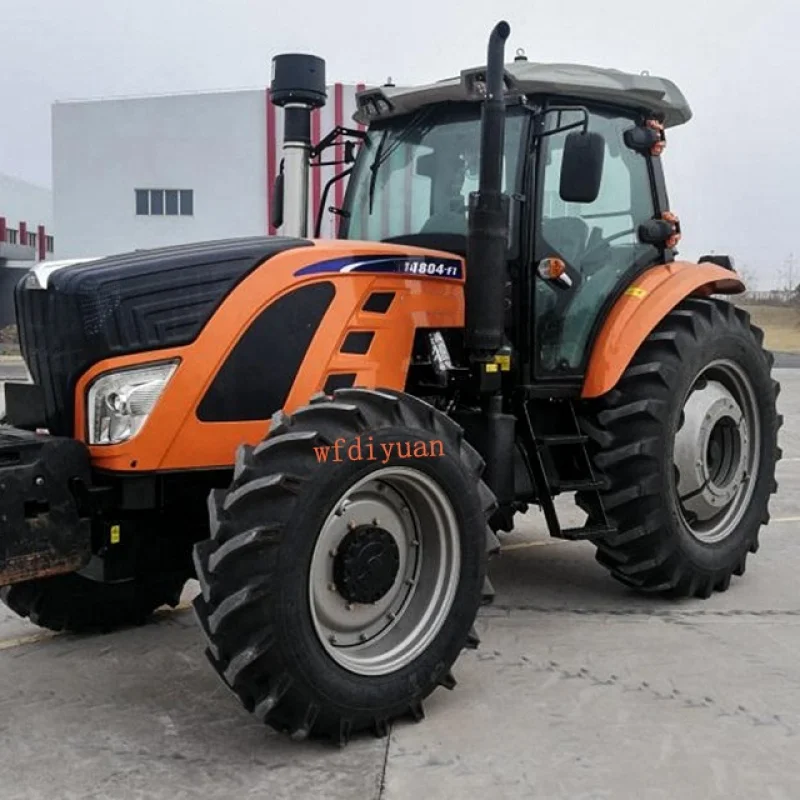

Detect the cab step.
[
  {"left": 539, "top": 433, "right": 589, "bottom": 446},
  {"left": 553, "top": 524, "right": 616, "bottom": 542}
]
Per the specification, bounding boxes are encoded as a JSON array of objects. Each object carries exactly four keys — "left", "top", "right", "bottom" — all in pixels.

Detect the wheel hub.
[
  {"left": 308, "top": 467, "right": 461, "bottom": 676},
  {"left": 673, "top": 362, "right": 760, "bottom": 543},
  {"left": 334, "top": 525, "right": 400, "bottom": 604}
]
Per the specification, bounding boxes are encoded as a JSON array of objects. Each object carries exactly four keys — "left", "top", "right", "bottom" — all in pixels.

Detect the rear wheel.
[
  {"left": 192, "top": 388, "right": 496, "bottom": 744},
  {"left": 577, "top": 298, "right": 782, "bottom": 597}
]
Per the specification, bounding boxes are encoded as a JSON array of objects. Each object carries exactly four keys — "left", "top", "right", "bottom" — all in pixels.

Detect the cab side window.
[{"left": 536, "top": 108, "right": 659, "bottom": 373}]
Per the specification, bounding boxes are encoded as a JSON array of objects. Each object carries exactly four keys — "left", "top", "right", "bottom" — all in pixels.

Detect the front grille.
[
  {"left": 14, "top": 236, "right": 311, "bottom": 436},
  {"left": 15, "top": 279, "right": 87, "bottom": 435}
]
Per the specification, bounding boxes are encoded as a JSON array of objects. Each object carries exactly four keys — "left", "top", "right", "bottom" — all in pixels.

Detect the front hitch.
[{"left": 0, "top": 427, "right": 92, "bottom": 587}]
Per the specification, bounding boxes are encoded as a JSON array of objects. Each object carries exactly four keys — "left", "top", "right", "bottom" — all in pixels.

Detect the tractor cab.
[{"left": 318, "top": 59, "right": 690, "bottom": 383}]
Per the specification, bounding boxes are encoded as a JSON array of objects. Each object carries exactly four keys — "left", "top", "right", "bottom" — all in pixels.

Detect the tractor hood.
[{"left": 15, "top": 236, "right": 311, "bottom": 435}]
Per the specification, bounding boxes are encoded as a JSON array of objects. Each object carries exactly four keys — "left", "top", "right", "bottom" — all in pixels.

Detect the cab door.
[{"left": 532, "top": 105, "right": 661, "bottom": 378}]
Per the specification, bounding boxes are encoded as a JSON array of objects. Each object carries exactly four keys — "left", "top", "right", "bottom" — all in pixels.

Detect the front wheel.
[
  {"left": 577, "top": 298, "right": 782, "bottom": 598},
  {"left": 1, "top": 569, "right": 189, "bottom": 633},
  {"left": 192, "top": 388, "right": 496, "bottom": 744}
]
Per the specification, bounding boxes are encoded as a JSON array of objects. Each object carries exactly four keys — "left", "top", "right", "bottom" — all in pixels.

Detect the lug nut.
[
  {"left": 347, "top": 521, "right": 357, "bottom": 531},
  {"left": 372, "top": 518, "right": 380, "bottom": 526},
  {"left": 329, "top": 635, "right": 337, "bottom": 645},
  {"left": 328, "top": 583, "right": 336, "bottom": 592},
  {"left": 359, "top": 633, "right": 367, "bottom": 642}
]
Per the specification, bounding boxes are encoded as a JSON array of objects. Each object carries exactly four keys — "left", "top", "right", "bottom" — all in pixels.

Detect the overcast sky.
[{"left": 1, "top": 0, "right": 797, "bottom": 287}]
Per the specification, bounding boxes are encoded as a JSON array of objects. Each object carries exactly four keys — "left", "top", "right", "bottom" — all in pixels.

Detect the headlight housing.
[{"left": 87, "top": 360, "right": 179, "bottom": 445}]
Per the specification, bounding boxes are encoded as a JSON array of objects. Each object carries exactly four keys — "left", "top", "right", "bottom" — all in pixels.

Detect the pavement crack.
[
  {"left": 510, "top": 655, "right": 797, "bottom": 736},
  {"left": 375, "top": 722, "right": 393, "bottom": 800},
  {"left": 485, "top": 605, "right": 800, "bottom": 620}
]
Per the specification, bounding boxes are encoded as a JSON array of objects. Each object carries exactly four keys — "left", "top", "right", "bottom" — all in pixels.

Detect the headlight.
[{"left": 87, "top": 361, "right": 179, "bottom": 445}]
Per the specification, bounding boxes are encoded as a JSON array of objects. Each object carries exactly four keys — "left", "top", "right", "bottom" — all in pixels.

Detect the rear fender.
[{"left": 582, "top": 261, "right": 744, "bottom": 399}]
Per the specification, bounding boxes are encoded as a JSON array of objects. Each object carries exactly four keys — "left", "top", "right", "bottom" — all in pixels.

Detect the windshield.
[{"left": 340, "top": 104, "right": 526, "bottom": 242}]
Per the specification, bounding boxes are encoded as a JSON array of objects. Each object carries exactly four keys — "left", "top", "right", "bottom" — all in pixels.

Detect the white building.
[
  {"left": 53, "top": 84, "right": 364, "bottom": 259},
  {"left": 0, "top": 172, "right": 54, "bottom": 326}
]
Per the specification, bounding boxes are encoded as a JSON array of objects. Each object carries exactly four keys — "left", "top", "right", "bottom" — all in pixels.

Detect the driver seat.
[{"left": 541, "top": 217, "right": 590, "bottom": 267}]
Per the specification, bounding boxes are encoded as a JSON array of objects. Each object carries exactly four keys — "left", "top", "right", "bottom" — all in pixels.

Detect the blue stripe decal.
[{"left": 294, "top": 255, "right": 464, "bottom": 280}]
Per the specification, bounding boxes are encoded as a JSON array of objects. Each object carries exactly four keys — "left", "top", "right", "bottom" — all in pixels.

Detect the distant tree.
[
  {"left": 737, "top": 263, "right": 758, "bottom": 291},
  {"left": 779, "top": 253, "right": 797, "bottom": 292}
]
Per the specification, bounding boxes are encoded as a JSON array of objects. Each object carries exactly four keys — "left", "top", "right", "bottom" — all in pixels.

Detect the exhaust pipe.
[
  {"left": 465, "top": 21, "right": 511, "bottom": 363},
  {"left": 270, "top": 54, "right": 327, "bottom": 237}
]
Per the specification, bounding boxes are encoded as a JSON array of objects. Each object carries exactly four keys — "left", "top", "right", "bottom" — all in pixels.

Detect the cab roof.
[{"left": 354, "top": 60, "right": 692, "bottom": 129}]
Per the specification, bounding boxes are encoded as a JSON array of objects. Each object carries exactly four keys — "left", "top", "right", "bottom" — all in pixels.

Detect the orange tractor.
[{"left": 0, "top": 21, "right": 781, "bottom": 744}]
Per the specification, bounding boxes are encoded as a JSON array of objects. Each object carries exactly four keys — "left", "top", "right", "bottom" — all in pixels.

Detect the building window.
[
  {"left": 28, "top": 232, "right": 37, "bottom": 248},
  {"left": 135, "top": 189, "right": 149, "bottom": 215},
  {"left": 165, "top": 190, "right": 178, "bottom": 215},
  {"left": 135, "top": 189, "right": 194, "bottom": 216},
  {"left": 150, "top": 190, "right": 164, "bottom": 215},
  {"left": 179, "top": 190, "right": 193, "bottom": 216},
  {"left": 46, "top": 235, "right": 54, "bottom": 253},
  {"left": 7, "top": 229, "right": 17, "bottom": 244}
]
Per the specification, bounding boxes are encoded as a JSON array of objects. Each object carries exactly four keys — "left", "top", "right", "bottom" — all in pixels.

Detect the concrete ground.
[{"left": 1, "top": 365, "right": 800, "bottom": 799}]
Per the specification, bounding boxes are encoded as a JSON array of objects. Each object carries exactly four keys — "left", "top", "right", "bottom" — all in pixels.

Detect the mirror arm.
[
  {"left": 525, "top": 105, "right": 591, "bottom": 139},
  {"left": 314, "top": 166, "right": 356, "bottom": 238}
]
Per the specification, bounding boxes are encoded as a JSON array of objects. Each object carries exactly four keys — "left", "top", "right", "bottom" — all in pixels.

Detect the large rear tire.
[
  {"left": 577, "top": 297, "right": 781, "bottom": 598},
  {"left": 192, "top": 388, "right": 496, "bottom": 745}
]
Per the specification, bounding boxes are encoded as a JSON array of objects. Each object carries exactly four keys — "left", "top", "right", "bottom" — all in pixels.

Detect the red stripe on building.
[
  {"left": 38, "top": 225, "right": 46, "bottom": 261},
  {"left": 19, "top": 221, "right": 27, "bottom": 246},
  {"left": 333, "top": 84, "right": 345, "bottom": 235},
  {"left": 311, "top": 107, "right": 322, "bottom": 237},
  {"left": 0, "top": 217, "right": 6, "bottom": 243},
  {"left": 266, "top": 88, "right": 277, "bottom": 235}
]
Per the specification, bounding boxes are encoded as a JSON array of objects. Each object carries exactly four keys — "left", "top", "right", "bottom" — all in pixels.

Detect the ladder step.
[
  {"left": 539, "top": 433, "right": 589, "bottom": 446},
  {"left": 552, "top": 478, "right": 606, "bottom": 492},
  {"left": 554, "top": 524, "right": 616, "bottom": 542}
]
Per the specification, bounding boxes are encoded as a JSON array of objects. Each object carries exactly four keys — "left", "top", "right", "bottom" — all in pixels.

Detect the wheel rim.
[
  {"left": 308, "top": 466, "right": 461, "bottom": 677},
  {"left": 673, "top": 359, "right": 761, "bottom": 544}
]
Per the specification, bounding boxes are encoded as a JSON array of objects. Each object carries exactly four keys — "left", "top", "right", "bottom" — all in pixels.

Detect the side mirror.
[
  {"left": 559, "top": 131, "right": 604, "bottom": 204},
  {"left": 270, "top": 168, "right": 284, "bottom": 230}
]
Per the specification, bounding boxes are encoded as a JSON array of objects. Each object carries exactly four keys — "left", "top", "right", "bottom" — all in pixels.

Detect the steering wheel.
[{"left": 579, "top": 227, "right": 638, "bottom": 275}]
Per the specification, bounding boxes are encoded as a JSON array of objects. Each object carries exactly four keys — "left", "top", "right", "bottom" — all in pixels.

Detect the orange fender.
[{"left": 582, "top": 261, "right": 744, "bottom": 399}]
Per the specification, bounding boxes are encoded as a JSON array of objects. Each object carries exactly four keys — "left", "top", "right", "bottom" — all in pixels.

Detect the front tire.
[
  {"left": 192, "top": 388, "right": 496, "bottom": 744},
  {"left": 1, "top": 569, "right": 189, "bottom": 633},
  {"left": 577, "top": 298, "right": 782, "bottom": 598}
]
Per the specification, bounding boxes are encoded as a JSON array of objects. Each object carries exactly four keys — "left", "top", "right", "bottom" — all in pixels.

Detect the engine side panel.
[{"left": 75, "top": 241, "right": 465, "bottom": 472}]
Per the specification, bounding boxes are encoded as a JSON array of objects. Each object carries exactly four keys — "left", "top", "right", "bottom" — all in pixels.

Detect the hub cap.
[
  {"left": 333, "top": 525, "right": 401, "bottom": 604},
  {"left": 673, "top": 359, "right": 760, "bottom": 543},
  {"left": 308, "top": 466, "right": 461, "bottom": 676}
]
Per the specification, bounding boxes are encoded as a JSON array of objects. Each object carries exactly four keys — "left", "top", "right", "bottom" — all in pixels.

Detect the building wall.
[
  {"left": 0, "top": 173, "right": 54, "bottom": 326},
  {"left": 54, "top": 90, "right": 268, "bottom": 258},
  {"left": 0, "top": 172, "right": 53, "bottom": 231},
  {"left": 53, "top": 85, "right": 363, "bottom": 259}
]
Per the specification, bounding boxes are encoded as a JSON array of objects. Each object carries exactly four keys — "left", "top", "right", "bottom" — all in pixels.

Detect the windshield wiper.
[{"left": 367, "top": 107, "right": 437, "bottom": 214}]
